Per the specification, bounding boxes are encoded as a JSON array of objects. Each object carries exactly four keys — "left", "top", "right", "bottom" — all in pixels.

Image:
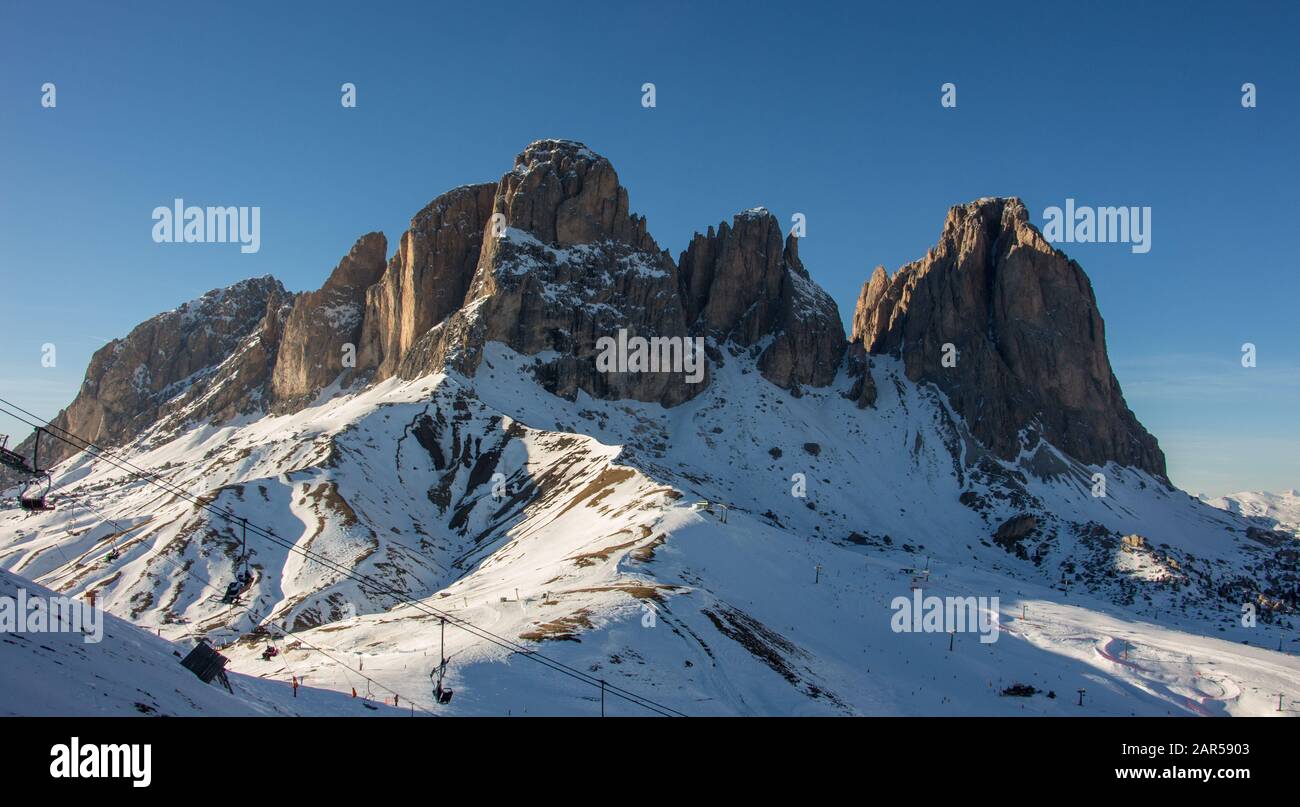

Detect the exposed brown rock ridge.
[
  {"left": 270, "top": 232, "right": 387, "bottom": 410},
  {"left": 396, "top": 141, "right": 846, "bottom": 402},
  {"left": 678, "top": 209, "right": 845, "bottom": 389},
  {"left": 851, "top": 197, "right": 1166, "bottom": 477},
  {"left": 494, "top": 139, "right": 656, "bottom": 250},
  {"left": 22, "top": 276, "right": 290, "bottom": 470},
  {"left": 19, "top": 145, "right": 1166, "bottom": 488},
  {"left": 757, "top": 232, "right": 847, "bottom": 390},
  {"left": 399, "top": 139, "right": 701, "bottom": 406},
  {"left": 358, "top": 184, "right": 496, "bottom": 381},
  {"left": 679, "top": 209, "right": 786, "bottom": 343}
]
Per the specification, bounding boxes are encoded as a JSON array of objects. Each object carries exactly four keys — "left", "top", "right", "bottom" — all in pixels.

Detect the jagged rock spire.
[{"left": 851, "top": 197, "right": 1166, "bottom": 477}]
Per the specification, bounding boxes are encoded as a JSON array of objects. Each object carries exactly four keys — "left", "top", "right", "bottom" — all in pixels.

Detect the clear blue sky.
[{"left": 1, "top": 0, "right": 1297, "bottom": 496}]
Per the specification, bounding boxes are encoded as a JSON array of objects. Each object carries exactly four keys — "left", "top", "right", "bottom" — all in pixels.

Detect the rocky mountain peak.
[
  {"left": 395, "top": 141, "right": 695, "bottom": 405},
  {"left": 389, "top": 144, "right": 847, "bottom": 404},
  {"left": 321, "top": 232, "right": 387, "bottom": 291},
  {"left": 851, "top": 196, "right": 1166, "bottom": 477},
  {"left": 495, "top": 139, "right": 654, "bottom": 251},
  {"left": 758, "top": 230, "right": 847, "bottom": 391},
  {"left": 677, "top": 208, "right": 846, "bottom": 390},
  {"left": 679, "top": 209, "right": 786, "bottom": 343}
]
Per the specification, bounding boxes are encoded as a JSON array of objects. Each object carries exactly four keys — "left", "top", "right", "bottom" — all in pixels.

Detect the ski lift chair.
[
  {"left": 432, "top": 664, "right": 454, "bottom": 704},
  {"left": 18, "top": 474, "right": 54, "bottom": 513},
  {"left": 222, "top": 552, "right": 256, "bottom": 603},
  {"left": 432, "top": 618, "right": 454, "bottom": 704}
]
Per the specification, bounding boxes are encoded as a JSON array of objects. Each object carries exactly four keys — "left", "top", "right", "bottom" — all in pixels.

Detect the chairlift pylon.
[{"left": 237, "top": 518, "right": 251, "bottom": 580}]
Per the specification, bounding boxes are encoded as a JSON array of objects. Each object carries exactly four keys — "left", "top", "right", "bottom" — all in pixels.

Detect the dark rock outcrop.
[
  {"left": 679, "top": 210, "right": 845, "bottom": 390},
  {"left": 851, "top": 197, "right": 1166, "bottom": 478},
  {"left": 493, "top": 139, "right": 656, "bottom": 250},
  {"left": 159, "top": 287, "right": 295, "bottom": 432},
  {"left": 755, "top": 232, "right": 846, "bottom": 389},
  {"left": 679, "top": 209, "right": 786, "bottom": 345},
  {"left": 399, "top": 140, "right": 703, "bottom": 406}
]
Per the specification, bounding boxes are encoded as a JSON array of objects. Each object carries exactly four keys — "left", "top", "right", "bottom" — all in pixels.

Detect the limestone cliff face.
[
  {"left": 407, "top": 141, "right": 845, "bottom": 404},
  {"left": 679, "top": 210, "right": 845, "bottom": 390},
  {"left": 399, "top": 140, "right": 703, "bottom": 406},
  {"left": 679, "top": 210, "right": 786, "bottom": 344},
  {"left": 843, "top": 269, "right": 888, "bottom": 409},
  {"left": 27, "top": 276, "right": 288, "bottom": 469},
  {"left": 159, "top": 287, "right": 294, "bottom": 432},
  {"left": 270, "top": 232, "right": 387, "bottom": 411},
  {"left": 851, "top": 197, "right": 1166, "bottom": 477},
  {"left": 755, "top": 234, "right": 847, "bottom": 391},
  {"left": 493, "top": 140, "right": 657, "bottom": 250},
  {"left": 357, "top": 184, "right": 496, "bottom": 382}
]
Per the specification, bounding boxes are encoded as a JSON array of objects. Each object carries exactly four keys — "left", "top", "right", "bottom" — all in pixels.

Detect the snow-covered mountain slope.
[
  {"left": 3, "top": 342, "right": 1296, "bottom": 716},
  {"left": 0, "top": 567, "right": 405, "bottom": 716},
  {"left": 1205, "top": 490, "right": 1300, "bottom": 534}
]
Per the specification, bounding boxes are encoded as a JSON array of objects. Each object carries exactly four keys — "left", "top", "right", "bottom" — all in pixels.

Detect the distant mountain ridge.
[{"left": 1205, "top": 490, "right": 1300, "bottom": 533}]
